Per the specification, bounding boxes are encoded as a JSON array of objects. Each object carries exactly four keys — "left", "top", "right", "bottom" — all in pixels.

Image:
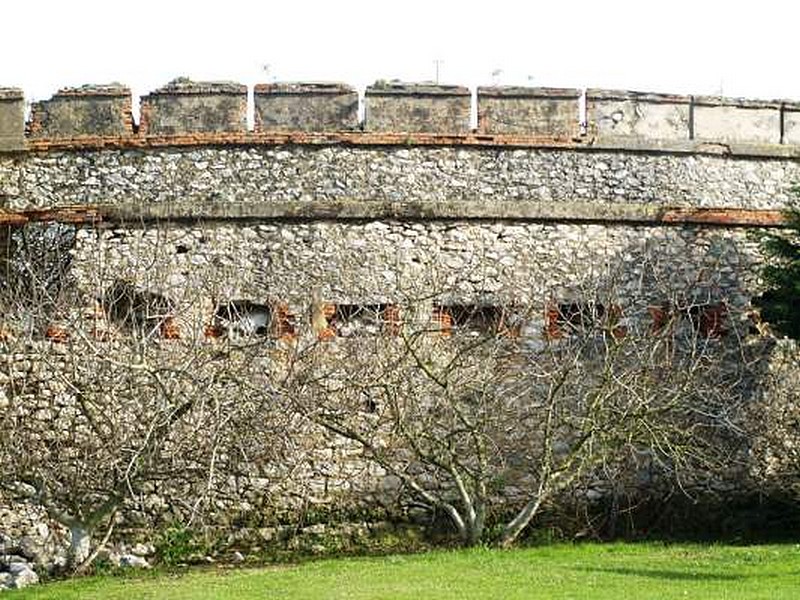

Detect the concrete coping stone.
[
  {"left": 586, "top": 89, "right": 691, "bottom": 104},
  {"left": 254, "top": 82, "right": 356, "bottom": 96},
  {"left": 147, "top": 78, "right": 247, "bottom": 96},
  {"left": 366, "top": 81, "right": 470, "bottom": 97},
  {"left": 0, "top": 88, "right": 24, "bottom": 101},
  {"left": 692, "top": 95, "right": 782, "bottom": 109},
  {"left": 50, "top": 84, "right": 131, "bottom": 98},
  {"left": 777, "top": 100, "right": 800, "bottom": 111},
  {"left": 477, "top": 86, "right": 581, "bottom": 99}
]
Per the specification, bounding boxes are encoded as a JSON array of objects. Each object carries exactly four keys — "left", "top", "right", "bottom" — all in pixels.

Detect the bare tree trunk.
[
  {"left": 499, "top": 495, "right": 545, "bottom": 548},
  {"left": 68, "top": 524, "right": 92, "bottom": 568},
  {"left": 469, "top": 501, "right": 486, "bottom": 546},
  {"left": 74, "top": 513, "right": 116, "bottom": 575}
]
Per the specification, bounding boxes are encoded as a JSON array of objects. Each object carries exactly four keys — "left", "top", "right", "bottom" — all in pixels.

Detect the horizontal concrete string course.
[{"left": 0, "top": 202, "right": 788, "bottom": 228}]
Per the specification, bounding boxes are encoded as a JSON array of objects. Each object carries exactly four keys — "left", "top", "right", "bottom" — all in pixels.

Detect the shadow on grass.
[{"left": 577, "top": 566, "right": 746, "bottom": 582}]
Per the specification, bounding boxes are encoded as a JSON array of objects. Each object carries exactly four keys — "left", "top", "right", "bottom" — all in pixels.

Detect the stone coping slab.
[
  {"left": 586, "top": 89, "right": 691, "bottom": 104},
  {"left": 477, "top": 86, "right": 581, "bottom": 99},
  {"left": 145, "top": 78, "right": 247, "bottom": 96},
  {"left": 365, "top": 82, "right": 470, "bottom": 97},
  {"left": 255, "top": 82, "right": 356, "bottom": 96},
  {"left": 0, "top": 88, "right": 24, "bottom": 100}
]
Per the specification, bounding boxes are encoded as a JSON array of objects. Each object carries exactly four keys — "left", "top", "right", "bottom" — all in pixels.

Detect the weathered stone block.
[
  {"left": 0, "top": 89, "right": 24, "bottom": 151},
  {"left": 477, "top": 87, "right": 580, "bottom": 137},
  {"left": 780, "top": 102, "right": 800, "bottom": 145},
  {"left": 28, "top": 84, "right": 133, "bottom": 139},
  {"left": 140, "top": 79, "right": 247, "bottom": 136},
  {"left": 587, "top": 89, "right": 691, "bottom": 141},
  {"left": 693, "top": 96, "right": 781, "bottom": 145},
  {"left": 254, "top": 82, "right": 358, "bottom": 132},
  {"left": 365, "top": 82, "right": 470, "bottom": 133}
]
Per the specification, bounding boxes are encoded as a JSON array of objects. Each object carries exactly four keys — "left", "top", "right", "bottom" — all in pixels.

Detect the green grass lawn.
[{"left": 6, "top": 542, "right": 800, "bottom": 600}]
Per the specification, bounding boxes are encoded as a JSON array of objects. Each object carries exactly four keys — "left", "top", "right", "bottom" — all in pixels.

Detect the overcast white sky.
[{"left": 2, "top": 0, "right": 799, "bottom": 109}]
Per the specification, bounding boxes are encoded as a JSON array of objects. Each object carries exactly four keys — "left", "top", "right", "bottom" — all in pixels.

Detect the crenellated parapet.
[
  {"left": 255, "top": 82, "right": 359, "bottom": 132},
  {"left": 28, "top": 84, "right": 134, "bottom": 139},
  {"left": 0, "top": 88, "right": 24, "bottom": 151},
  {"left": 364, "top": 82, "right": 471, "bottom": 133},
  {"left": 692, "top": 95, "right": 781, "bottom": 145},
  {"left": 586, "top": 89, "right": 691, "bottom": 141},
  {"left": 2, "top": 77, "right": 800, "bottom": 157},
  {"left": 139, "top": 78, "right": 247, "bottom": 135},
  {"left": 477, "top": 86, "right": 581, "bottom": 138},
  {"left": 783, "top": 101, "right": 800, "bottom": 145}
]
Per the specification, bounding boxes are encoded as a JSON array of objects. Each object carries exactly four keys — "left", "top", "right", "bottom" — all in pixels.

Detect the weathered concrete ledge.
[
  {"left": 583, "top": 136, "right": 800, "bottom": 158},
  {"left": 0, "top": 200, "right": 786, "bottom": 228}
]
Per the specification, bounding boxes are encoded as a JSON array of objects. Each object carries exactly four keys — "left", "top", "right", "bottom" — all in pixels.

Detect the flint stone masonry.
[
  {"left": 28, "top": 85, "right": 133, "bottom": 139},
  {"left": 693, "top": 96, "right": 782, "bottom": 145},
  {"left": 478, "top": 87, "right": 580, "bottom": 137},
  {"left": 2, "top": 146, "right": 798, "bottom": 210},
  {"left": 36, "top": 218, "right": 755, "bottom": 552},
  {"left": 365, "top": 82, "right": 470, "bottom": 133},
  {"left": 70, "top": 221, "right": 759, "bottom": 316},
  {"left": 139, "top": 79, "right": 247, "bottom": 135},
  {"left": 255, "top": 83, "right": 359, "bottom": 132},
  {"left": 0, "top": 496, "right": 67, "bottom": 574},
  {"left": 587, "top": 89, "right": 690, "bottom": 141},
  {"left": 0, "top": 89, "right": 24, "bottom": 151},
  {"left": 0, "top": 336, "right": 386, "bottom": 531}
]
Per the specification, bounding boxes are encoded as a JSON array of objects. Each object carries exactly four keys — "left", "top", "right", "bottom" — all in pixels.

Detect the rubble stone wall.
[
  {"left": 1, "top": 76, "right": 799, "bottom": 583},
  {"left": 2, "top": 145, "right": 799, "bottom": 211}
]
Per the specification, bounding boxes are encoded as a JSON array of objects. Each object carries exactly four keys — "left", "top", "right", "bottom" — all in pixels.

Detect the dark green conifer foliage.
[{"left": 756, "top": 195, "right": 800, "bottom": 340}]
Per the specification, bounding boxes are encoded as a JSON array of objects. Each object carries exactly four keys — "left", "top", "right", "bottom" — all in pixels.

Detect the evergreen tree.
[{"left": 756, "top": 197, "right": 800, "bottom": 340}]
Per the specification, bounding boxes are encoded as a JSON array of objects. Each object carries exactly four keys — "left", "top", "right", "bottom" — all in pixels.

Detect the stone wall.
[
  {"left": 1, "top": 75, "right": 799, "bottom": 582},
  {"left": 2, "top": 146, "right": 798, "bottom": 211},
  {"left": 69, "top": 221, "right": 759, "bottom": 320}
]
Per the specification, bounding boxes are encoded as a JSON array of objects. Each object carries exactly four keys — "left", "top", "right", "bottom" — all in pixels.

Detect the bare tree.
[
  {"left": 277, "top": 262, "right": 758, "bottom": 547},
  {"left": 0, "top": 218, "right": 765, "bottom": 563},
  {"left": 0, "top": 222, "right": 295, "bottom": 571}
]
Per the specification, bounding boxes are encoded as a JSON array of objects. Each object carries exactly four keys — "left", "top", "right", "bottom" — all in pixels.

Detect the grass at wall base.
[{"left": 5, "top": 543, "right": 799, "bottom": 600}]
